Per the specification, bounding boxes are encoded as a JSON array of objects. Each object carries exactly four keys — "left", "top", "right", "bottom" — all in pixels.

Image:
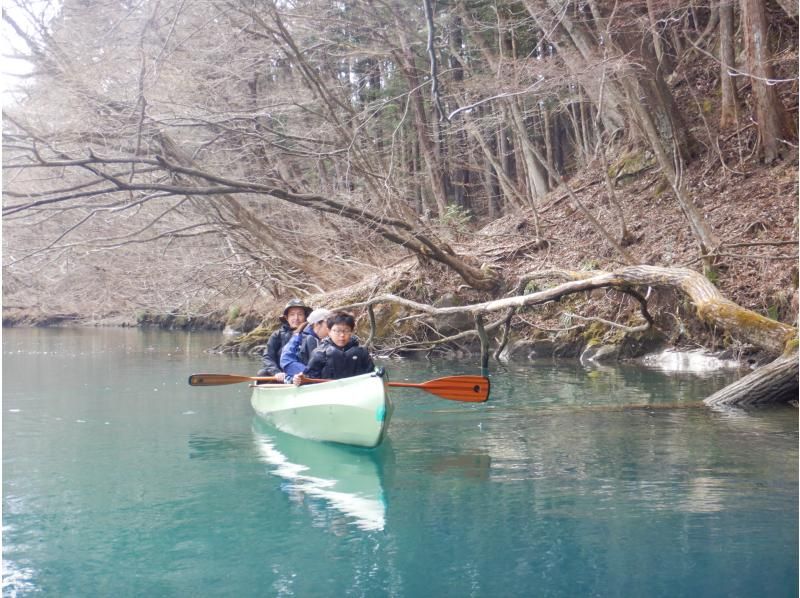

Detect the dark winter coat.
[
  {"left": 303, "top": 337, "right": 375, "bottom": 380},
  {"left": 258, "top": 323, "right": 294, "bottom": 376}
]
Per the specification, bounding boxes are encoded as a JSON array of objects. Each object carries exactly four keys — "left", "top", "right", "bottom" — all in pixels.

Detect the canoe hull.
[{"left": 250, "top": 372, "right": 393, "bottom": 448}]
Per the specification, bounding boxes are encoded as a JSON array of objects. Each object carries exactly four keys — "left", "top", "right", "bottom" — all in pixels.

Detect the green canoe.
[{"left": 250, "top": 371, "right": 394, "bottom": 448}]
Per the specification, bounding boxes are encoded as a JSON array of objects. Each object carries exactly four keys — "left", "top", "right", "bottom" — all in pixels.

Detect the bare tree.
[
  {"left": 740, "top": 0, "right": 796, "bottom": 163},
  {"left": 718, "top": 0, "right": 740, "bottom": 128},
  {"left": 3, "top": 0, "right": 797, "bottom": 328}
]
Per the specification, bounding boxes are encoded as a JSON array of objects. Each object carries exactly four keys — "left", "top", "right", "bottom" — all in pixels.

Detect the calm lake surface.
[{"left": 3, "top": 328, "right": 797, "bottom": 597}]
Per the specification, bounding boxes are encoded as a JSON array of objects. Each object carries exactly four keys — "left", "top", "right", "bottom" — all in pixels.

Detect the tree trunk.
[
  {"left": 612, "top": 27, "right": 698, "bottom": 162},
  {"left": 620, "top": 75, "right": 720, "bottom": 255},
  {"left": 393, "top": 41, "right": 449, "bottom": 216},
  {"left": 741, "top": 0, "right": 796, "bottom": 163},
  {"left": 450, "top": 19, "right": 469, "bottom": 210},
  {"left": 718, "top": 0, "right": 740, "bottom": 129},
  {"left": 368, "top": 58, "right": 384, "bottom": 152},
  {"left": 704, "top": 353, "right": 799, "bottom": 407},
  {"left": 552, "top": 112, "right": 566, "bottom": 177},
  {"left": 465, "top": 117, "right": 529, "bottom": 212},
  {"left": 578, "top": 91, "right": 591, "bottom": 161},
  {"left": 645, "top": 0, "right": 676, "bottom": 76},
  {"left": 452, "top": 131, "right": 469, "bottom": 210},
  {"left": 508, "top": 101, "right": 546, "bottom": 239},
  {"left": 539, "top": 5, "right": 623, "bottom": 133},
  {"left": 524, "top": 0, "right": 628, "bottom": 134},
  {"left": 509, "top": 99, "right": 549, "bottom": 199},
  {"left": 483, "top": 165, "right": 498, "bottom": 219},
  {"left": 774, "top": 0, "right": 798, "bottom": 19},
  {"left": 542, "top": 103, "right": 557, "bottom": 188},
  {"left": 498, "top": 123, "right": 515, "bottom": 189},
  {"left": 597, "top": 139, "right": 632, "bottom": 245}
]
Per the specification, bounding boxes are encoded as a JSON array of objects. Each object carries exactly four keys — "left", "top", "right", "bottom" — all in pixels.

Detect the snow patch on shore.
[{"left": 639, "top": 349, "right": 744, "bottom": 373}]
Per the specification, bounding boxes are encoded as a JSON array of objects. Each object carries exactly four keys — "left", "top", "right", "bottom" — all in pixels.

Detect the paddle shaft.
[
  {"left": 189, "top": 373, "right": 490, "bottom": 402},
  {"left": 290, "top": 376, "right": 488, "bottom": 402},
  {"left": 389, "top": 382, "right": 430, "bottom": 388},
  {"left": 188, "top": 373, "right": 280, "bottom": 386}
]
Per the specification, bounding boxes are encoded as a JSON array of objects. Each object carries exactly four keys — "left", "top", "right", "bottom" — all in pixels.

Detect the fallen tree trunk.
[
  {"left": 704, "top": 353, "right": 799, "bottom": 408},
  {"left": 345, "top": 265, "right": 798, "bottom": 407}
]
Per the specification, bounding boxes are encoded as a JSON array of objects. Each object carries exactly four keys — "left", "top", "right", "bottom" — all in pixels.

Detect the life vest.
[{"left": 306, "top": 337, "right": 374, "bottom": 379}]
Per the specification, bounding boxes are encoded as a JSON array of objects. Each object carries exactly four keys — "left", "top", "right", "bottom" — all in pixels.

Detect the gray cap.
[{"left": 307, "top": 308, "right": 333, "bottom": 325}]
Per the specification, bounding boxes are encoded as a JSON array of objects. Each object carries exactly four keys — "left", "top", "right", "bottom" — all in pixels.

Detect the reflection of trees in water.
[
  {"left": 391, "top": 362, "right": 794, "bottom": 529},
  {"left": 375, "top": 394, "right": 795, "bottom": 595},
  {"left": 494, "top": 360, "right": 740, "bottom": 408},
  {"left": 480, "top": 404, "right": 796, "bottom": 518}
]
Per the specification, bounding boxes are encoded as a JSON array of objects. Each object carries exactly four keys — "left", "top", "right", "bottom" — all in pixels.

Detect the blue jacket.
[
  {"left": 303, "top": 337, "right": 375, "bottom": 380},
  {"left": 258, "top": 322, "right": 294, "bottom": 375},
  {"left": 280, "top": 325, "right": 322, "bottom": 378}
]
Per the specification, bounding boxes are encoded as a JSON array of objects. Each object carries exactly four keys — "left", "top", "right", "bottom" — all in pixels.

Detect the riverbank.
[
  {"left": 1, "top": 308, "right": 259, "bottom": 332},
  {"left": 4, "top": 155, "right": 796, "bottom": 373},
  {"left": 2, "top": 294, "right": 769, "bottom": 377}
]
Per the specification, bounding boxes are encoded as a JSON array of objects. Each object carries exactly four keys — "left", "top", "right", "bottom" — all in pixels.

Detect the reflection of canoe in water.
[
  {"left": 250, "top": 371, "right": 393, "bottom": 448},
  {"left": 252, "top": 419, "right": 388, "bottom": 531}
]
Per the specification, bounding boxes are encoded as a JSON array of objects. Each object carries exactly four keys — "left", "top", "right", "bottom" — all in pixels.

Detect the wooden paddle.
[
  {"left": 188, "top": 373, "right": 490, "bottom": 403},
  {"left": 188, "top": 374, "right": 281, "bottom": 386}
]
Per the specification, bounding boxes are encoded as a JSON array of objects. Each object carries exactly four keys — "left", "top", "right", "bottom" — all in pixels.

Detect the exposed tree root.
[{"left": 343, "top": 265, "right": 798, "bottom": 407}]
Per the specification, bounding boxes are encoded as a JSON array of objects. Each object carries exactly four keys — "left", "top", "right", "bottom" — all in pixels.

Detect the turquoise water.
[{"left": 3, "top": 328, "right": 797, "bottom": 597}]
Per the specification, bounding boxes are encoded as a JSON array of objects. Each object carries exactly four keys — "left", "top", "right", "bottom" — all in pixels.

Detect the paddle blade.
[
  {"left": 188, "top": 374, "right": 278, "bottom": 386},
  {"left": 390, "top": 375, "right": 490, "bottom": 402}
]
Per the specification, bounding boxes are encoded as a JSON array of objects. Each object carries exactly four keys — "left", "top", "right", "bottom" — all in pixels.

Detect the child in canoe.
[
  {"left": 293, "top": 312, "right": 374, "bottom": 384},
  {"left": 256, "top": 298, "right": 312, "bottom": 381},
  {"left": 279, "top": 308, "right": 333, "bottom": 383}
]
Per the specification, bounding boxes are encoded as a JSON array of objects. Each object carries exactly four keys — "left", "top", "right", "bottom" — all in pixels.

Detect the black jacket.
[
  {"left": 304, "top": 337, "right": 375, "bottom": 380},
  {"left": 259, "top": 323, "right": 294, "bottom": 375}
]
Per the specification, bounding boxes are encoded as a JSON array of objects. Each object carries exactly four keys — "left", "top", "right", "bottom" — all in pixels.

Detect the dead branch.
[{"left": 340, "top": 264, "right": 798, "bottom": 406}]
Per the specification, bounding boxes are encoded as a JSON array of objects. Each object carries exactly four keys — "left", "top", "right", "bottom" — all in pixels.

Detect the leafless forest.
[{"left": 2, "top": 0, "right": 797, "bottom": 333}]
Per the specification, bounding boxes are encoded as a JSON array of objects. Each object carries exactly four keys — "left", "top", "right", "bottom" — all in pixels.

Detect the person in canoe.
[
  {"left": 294, "top": 311, "right": 375, "bottom": 385},
  {"left": 256, "top": 298, "right": 312, "bottom": 381},
  {"left": 279, "top": 308, "right": 333, "bottom": 383}
]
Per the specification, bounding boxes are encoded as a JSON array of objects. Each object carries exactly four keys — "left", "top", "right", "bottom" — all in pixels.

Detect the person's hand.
[
  {"left": 274, "top": 372, "right": 286, "bottom": 382},
  {"left": 293, "top": 373, "right": 305, "bottom": 387}
]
